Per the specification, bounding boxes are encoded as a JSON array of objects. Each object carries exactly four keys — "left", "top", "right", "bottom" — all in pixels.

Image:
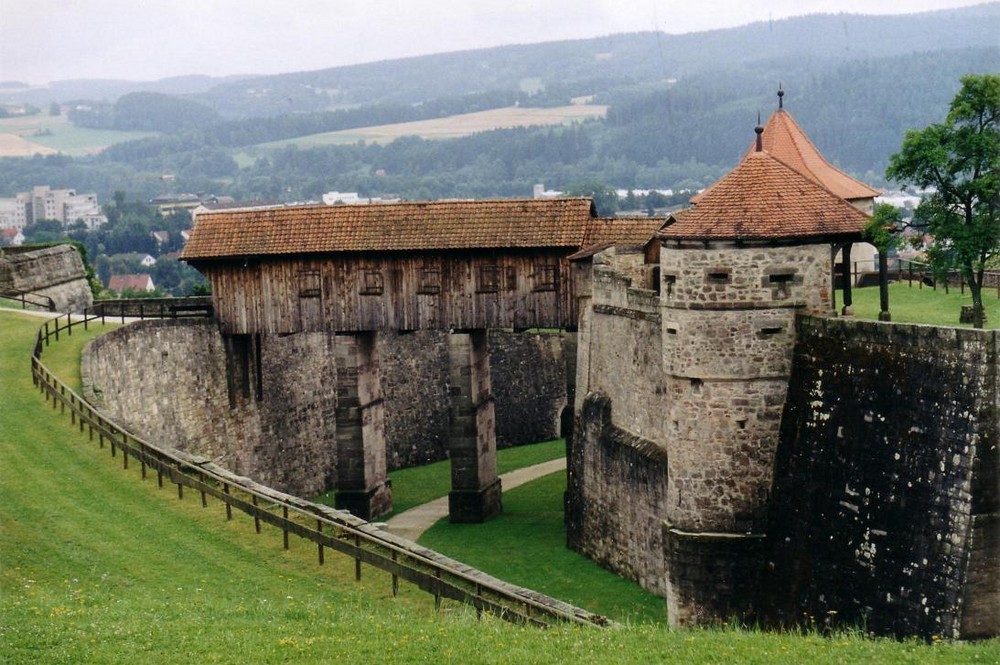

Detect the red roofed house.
[{"left": 108, "top": 273, "right": 155, "bottom": 293}]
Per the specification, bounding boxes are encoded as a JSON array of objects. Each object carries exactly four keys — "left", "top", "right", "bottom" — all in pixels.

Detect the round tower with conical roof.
[{"left": 657, "top": 128, "right": 869, "bottom": 626}]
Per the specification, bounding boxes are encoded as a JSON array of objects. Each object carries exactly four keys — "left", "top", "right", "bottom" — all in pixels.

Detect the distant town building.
[
  {"left": 149, "top": 194, "right": 204, "bottom": 216},
  {"left": 322, "top": 191, "right": 363, "bottom": 205},
  {"left": 532, "top": 183, "right": 563, "bottom": 199},
  {"left": 0, "top": 193, "right": 30, "bottom": 230},
  {"left": 0, "top": 228, "right": 25, "bottom": 246},
  {"left": 151, "top": 231, "right": 171, "bottom": 248},
  {"left": 0, "top": 186, "right": 106, "bottom": 231},
  {"left": 108, "top": 273, "right": 155, "bottom": 293},
  {"left": 189, "top": 199, "right": 276, "bottom": 220}
]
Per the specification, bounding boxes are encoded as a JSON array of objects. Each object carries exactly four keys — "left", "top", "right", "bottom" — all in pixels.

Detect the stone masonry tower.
[{"left": 656, "top": 124, "right": 870, "bottom": 626}]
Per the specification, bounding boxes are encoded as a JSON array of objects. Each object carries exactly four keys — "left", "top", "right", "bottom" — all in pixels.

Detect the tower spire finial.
[
  {"left": 777, "top": 83, "right": 784, "bottom": 109},
  {"left": 755, "top": 112, "right": 764, "bottom": 152}
]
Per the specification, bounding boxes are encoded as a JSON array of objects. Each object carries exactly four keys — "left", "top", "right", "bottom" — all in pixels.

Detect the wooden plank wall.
[{"left": 204, "top": 251, "right": 577, "bottom": 334}]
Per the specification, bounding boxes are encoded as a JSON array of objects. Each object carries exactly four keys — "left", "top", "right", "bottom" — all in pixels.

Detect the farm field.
[
  {"left": 0, "top": 113, "right": 156, "bottom": 157},
  {"left": 2, "top": 308, "right": 999, "bottom": 663},
  {"left": 253, "top": 104, "right": 608, "bottom": 150}
]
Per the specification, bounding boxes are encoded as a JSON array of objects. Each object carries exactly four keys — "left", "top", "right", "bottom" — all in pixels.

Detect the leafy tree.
[
  {"left": 567, "top": 181, "right": 618, "bottom": 216},
  {"left": 864, "top": 203, "right": 904, "bottom": 321},
  {"left": 886, "top": 74, "right": 1000, "bottom": 328},
  {"left": 22, "top": 219, "right": 66, "bottom": 244}
]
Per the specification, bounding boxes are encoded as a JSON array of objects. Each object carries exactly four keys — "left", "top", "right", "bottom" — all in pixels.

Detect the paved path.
[{"left": 384, "top": 457, "right": 567, "bottom": 542}]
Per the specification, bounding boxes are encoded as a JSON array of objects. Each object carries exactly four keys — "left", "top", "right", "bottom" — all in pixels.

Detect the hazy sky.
[{"left": 0, "top": 0, "right": 989, "bottom": 85}]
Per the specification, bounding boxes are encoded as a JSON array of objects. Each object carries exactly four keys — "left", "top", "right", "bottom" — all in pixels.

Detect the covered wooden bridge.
[{"left": 182, "top": 198, "right": 655, "bottom": 522}]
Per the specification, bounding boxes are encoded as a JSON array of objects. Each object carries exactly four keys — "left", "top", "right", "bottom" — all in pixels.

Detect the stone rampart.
[
  {"left": 761, "top": 317, "right": 999, "bottom": 639},
  {"left": 0, "top": 244, "right": 93, "bottom": 312},
  {"left": 567, "top": 393, "right": 670, "bottom": 595},
  {"left": 82, "top": 320, "right": 568, "bottom": 498}
]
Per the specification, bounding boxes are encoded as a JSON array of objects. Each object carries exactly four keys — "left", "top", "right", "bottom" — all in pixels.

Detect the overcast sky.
[{"left": 0, "top": 0, "right": 988, "bottom": 85}]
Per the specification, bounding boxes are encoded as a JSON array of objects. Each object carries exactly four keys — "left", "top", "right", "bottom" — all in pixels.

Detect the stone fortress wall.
[
  {"left": 568, "top": 243, "right": 999, "bottom": 638},
  {"left": 0, "top": 244, "right": 93, "bottom": 312},
  {"left": 82, "top": 319, "right": 569, "bottom": 499}
]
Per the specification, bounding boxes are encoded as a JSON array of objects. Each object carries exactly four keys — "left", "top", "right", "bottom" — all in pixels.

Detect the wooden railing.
[
  {"left": 847, "top": 258, "right": 1000, "bottom": 297},
  {"left": 0, "top": 288, "right": 56, "bottom": 311},
  {"left": 30, "top": 299, "right": 609, "bottom": 629}
]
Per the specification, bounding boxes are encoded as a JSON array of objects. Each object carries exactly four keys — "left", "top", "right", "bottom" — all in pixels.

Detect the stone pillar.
[
  {"left": 447, "top": 330, "right": 502, "bottom": 523},
  {"left": 334, "top": 332, "right": 392, "bottom": 520}
]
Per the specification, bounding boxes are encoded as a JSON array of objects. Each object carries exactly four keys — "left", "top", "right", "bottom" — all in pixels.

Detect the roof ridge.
[
  {"left": 659, "top": 148, "right": 868, "bottom": 241},
  {"left": 763, "top": 109, "right": 880, "bottom": 199}
]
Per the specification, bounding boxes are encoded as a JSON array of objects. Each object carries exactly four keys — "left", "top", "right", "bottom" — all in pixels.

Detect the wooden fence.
[
  {"left": 0, "top": 287, "right": 55, "bottom": 311},
  {"left": 31, "top": 298, "right": 609, "bottom": 629},
  {"left": 847, "top": 258, "right": 1000, "bottom": 296}
]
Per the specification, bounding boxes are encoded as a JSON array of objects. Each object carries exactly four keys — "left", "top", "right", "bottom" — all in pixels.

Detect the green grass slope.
[
  {"left": 2, "top": 310, "right": 998, "bottom": 663},
  {"left": 853, "top": 283, "right": 1000, "bottom": 328}
]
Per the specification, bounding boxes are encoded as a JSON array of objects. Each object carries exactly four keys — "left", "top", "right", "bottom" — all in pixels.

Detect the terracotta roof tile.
[
  {"left": 108, "top": 274, "right": 154, "bottom": 292},
  {"left": 581, "top": 216, "right": 665, "bottom": 249},
  {"left": 181, "top": 198, "right": 596, "bottom": 260},
  {"left": 692, "top": 109, "right": 880, "bottom": 204},
  {"left": 659, "top": 151, "right": 869, "bottom": 241}
]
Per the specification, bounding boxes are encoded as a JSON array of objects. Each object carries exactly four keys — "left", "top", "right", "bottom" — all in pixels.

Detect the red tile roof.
[
  {"left": 181, "top": 198, "right": 597, "bottom": 261},
  {"left": 582, "top": 217, "right": 665, "bottom": 248},
  {"left": 659, "top": 150, "right": 869, "bottom": 241},
  {"left": 693, "top": 109, "right": 879, "bottom": 204},
  {"left": 756, "top": 109, "right": 879, "bottom": 201},
  {"left": 108, "top": 274, "right": 154, "bottom": 292}
]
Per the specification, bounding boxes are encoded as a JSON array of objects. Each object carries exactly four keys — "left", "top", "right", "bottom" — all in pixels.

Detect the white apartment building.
[
  {"left": 0, "top": 186, "right": 107, "bottom": 231},
  {"left": 0, "top": 194, "right": 29, "bottom": 230}
]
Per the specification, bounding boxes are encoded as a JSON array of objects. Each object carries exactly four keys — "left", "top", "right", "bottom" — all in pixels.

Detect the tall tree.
[{"left": 886, "top": 74, "right": 1000, "bottom": 328}]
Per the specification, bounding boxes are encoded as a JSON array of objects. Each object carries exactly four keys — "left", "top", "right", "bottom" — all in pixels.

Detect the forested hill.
[
  {"left": 0, "top": 4, "right": 997, "bottom": 208},
  {"left": 191, "top": 3, "right": 1000, "bottom": 117}
]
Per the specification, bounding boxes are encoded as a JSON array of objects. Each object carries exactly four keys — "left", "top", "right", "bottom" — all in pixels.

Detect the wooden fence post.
[
  {"left": 224, "top": 484, "right": 232, "bottom": 520},
  {"left": 355, "top": 535, "right": 362, "bottom": 581},
  {"left": 317, "top": 520, "right": 324, "bottom": 565},
  {"left": 283, "top": 507, "right": 290, "bottom": 549},
  {"left": 392, "top": 551, "right": 399, "bottom": 597}
]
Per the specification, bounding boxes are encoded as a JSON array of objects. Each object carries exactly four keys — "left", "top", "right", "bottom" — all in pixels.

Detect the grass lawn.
[
  {"left": 313, "top": 439, "right": 566, "bottom": 518},
  {"left": 3, "top": 309, "right": 999, "bottom": 662},
  {"left": 420, "top": 471, "right": 666, "bottom": 624},
  {"left": 852, "top": 282, "right": 1000, "bottom": 328}
]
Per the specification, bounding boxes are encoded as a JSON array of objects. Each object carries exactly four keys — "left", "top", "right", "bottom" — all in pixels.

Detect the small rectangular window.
[
  {"left": 706, "top": 269, "right": 730, "bottom": 284},
  {"left": 663, "top": 273, "right": 677, "bottom": 296},
  {"left": 533, "top": 264, "right": 558, "bottom": 292},
  {"left": 417, "top": 267, "right": 440, "bottom": 294},
  {"left": 477, "top": 265, "right": 501, "bottom": 293},
  {"left": 360, "top": 268, "right": 383, "bottom": 295},
  {"left": 768, "top": 273, "right": 795, "bottom": 284},
  {"left": 298, "top": 269, "right": 321, "bottom": 298}
]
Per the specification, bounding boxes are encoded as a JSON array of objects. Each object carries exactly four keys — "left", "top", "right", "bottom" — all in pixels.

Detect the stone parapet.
[{"left": 660, "top": 243, "right": 831, "bottom": 315}]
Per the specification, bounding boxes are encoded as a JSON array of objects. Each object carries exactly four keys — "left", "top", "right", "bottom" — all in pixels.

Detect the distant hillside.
[
  {"left": 0, "top": 4, "right": 996, "bottom": 207},
  {"left": 2, "top": 3, "right": 996, "bottom": 118},
  {"left": 0, "top": 74, "right": 251, "bottom": 107},
  {"left": 190, "top": 3, "right": 1000, "bottom": 118}
]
